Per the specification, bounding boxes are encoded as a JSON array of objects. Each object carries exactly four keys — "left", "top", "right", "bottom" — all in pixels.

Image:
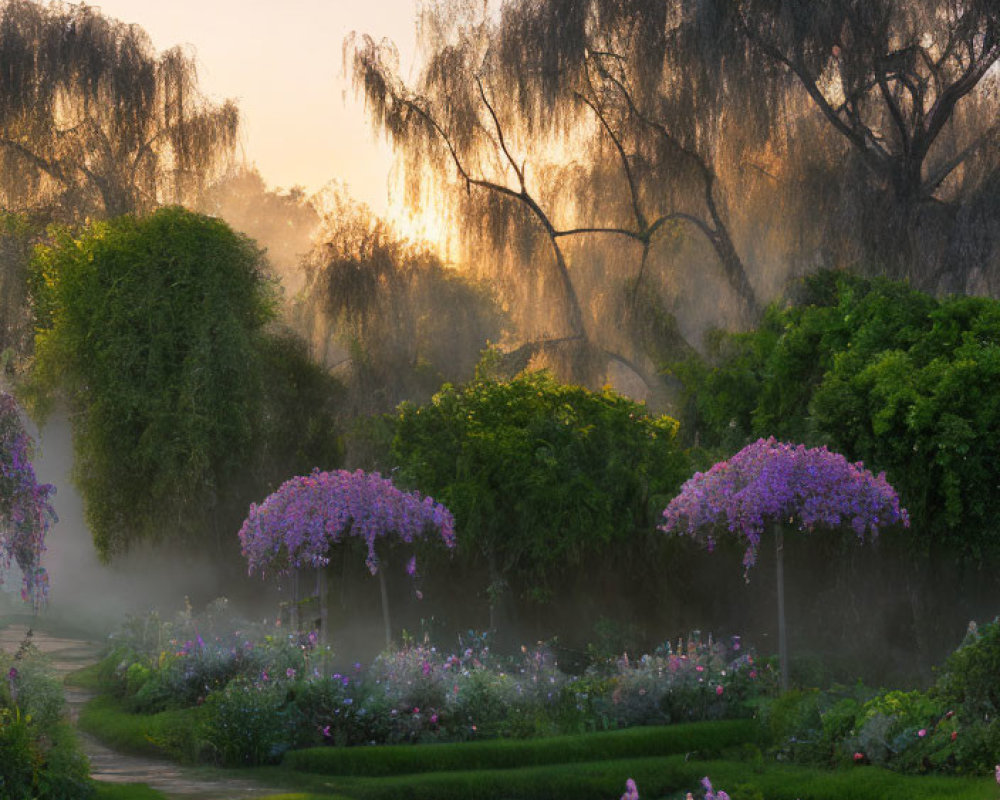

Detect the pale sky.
[{"left": 93, "top": 0, "right": 422, "bottom": 214}]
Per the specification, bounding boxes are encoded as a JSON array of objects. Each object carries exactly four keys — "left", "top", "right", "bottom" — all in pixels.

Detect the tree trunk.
[
  {"left": 288, "top": 567, "right": 300, "bottom": 633},
  {"left": 318, "top": 567, "right": 329, "bottom": 646},
  {"left": 378, "top": 569, "right": 392, "bottom": 648},
  {"left": 775, "top": 523, "right": 789, "bottom": 692}
]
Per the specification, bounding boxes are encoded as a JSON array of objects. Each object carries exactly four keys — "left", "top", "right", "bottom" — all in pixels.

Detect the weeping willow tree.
[
  {"left": 719, "top": 0, "right": 1000, "bottom": 288},
  {"left": 348, "top": 1, "right": 723, "bottom": 395},
  {"left": 297, "top": 190, "right": 504, "bottom": 419},
  {"left": 0, "top": 0, "right": 239, "bottom": 219},
  {"left": 350, "top": 0, "right": 1000, "bottom": 367}
]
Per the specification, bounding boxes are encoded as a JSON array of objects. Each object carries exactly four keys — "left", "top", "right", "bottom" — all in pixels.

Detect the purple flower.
[
  {"left": 237, "top": 469, "right": 455, "bottom": 580},
  {"left": 660, "top": 438, "right": 908, "bottom": 574},
  {"left": 620, "top": 778, "right": 639, "bottom": 800}
]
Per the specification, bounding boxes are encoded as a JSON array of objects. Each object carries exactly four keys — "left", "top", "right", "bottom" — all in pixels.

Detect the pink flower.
[
  {"left": 430, "top": 713, "right": 439, "bottom": 724},
  {"left": 287, "top": 667, "right": 297, "bottom": 679},
  {"left": 696, "top": 665, "right": 705, "bottom": 672},
  {"left": 951, "top": 731, "right": 958, "bottom": 741},
  {"left": 918, "top": 728, "right": 926, "bottom": 737},
  {"left": 716, "top": 685, "right": 724, "bottom": 696},
  {"left": 853, "top": 752, "right": 864, "bottom": 762},
  {"left": 620, "top": 778, "right": 639, "bottom": 800},
  {"left": 749, "top": 670, "right": 757, "bottom": 679}
]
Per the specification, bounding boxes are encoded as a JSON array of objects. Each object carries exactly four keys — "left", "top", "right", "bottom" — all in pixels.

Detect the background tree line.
[{"left": 0, "top": 0, "right": 999, "bottom": 682}]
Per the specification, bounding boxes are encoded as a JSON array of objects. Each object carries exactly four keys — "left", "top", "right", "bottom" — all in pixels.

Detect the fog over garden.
[{"left": 2, "top": 2, "right": 1000, "bottom": 798}]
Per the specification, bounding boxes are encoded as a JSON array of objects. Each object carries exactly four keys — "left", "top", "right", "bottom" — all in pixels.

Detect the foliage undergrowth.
[
  {"left": 765, "top": 617, "right": 1000, "bottom": 777},
  {"left": 0, "top": 629, "right": 92, "bottom": 799},
  {"left": 88, "top": 602, "right": 772, "bottom": 768}
]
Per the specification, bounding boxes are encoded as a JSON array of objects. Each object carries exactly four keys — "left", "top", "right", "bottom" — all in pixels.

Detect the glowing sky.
[{"left": 92, "top": 0, "right": 422, "bottom": 214}]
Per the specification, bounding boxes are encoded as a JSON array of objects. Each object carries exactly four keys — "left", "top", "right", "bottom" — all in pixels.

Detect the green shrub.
[{"left": 204, "top": 678, "right": 292, "bottom": 766}]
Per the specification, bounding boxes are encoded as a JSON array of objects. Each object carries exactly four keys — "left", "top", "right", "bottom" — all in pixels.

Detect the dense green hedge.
[
  {"left": 283, "top": 720, "right": 761, "bottom": 776},
  {"left": 274, "top": 755, "right": 995, "bottom": 800}
]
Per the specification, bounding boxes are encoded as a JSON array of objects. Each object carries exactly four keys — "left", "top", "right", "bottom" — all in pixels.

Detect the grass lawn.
[
  {"left": 92, "top": 783, "right": 169, "bottom": 800},
  {"left": 239, "top": 755, "right": 997, "bottom": 800},
  {"left": 76, "top": 695, "right": 997, "bottom": 800}
]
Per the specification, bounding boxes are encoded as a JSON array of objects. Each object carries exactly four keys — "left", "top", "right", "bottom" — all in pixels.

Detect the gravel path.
[{"left": 0, "top": 622, "right": 288, "bottom": 800}]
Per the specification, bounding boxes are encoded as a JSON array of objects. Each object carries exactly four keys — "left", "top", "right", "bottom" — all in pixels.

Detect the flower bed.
[{"left": 94, "top": 600, "right": 773, "bottom": 765}]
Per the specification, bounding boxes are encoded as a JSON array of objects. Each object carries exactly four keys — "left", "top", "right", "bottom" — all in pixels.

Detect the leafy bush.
[
  {"left": 391, "top": 371, "right": 689, "bottom": 606},
  {"left": 0, "top": 631, "right": 93, "bottom": 799},
  {"left": 204, "top": 677, "right": 292, "bottom": 766}
]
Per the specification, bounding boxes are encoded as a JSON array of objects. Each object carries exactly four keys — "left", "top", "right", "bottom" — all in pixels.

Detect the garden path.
[{"left": 0, "top": 622, "right": 285, "bottom": 800}]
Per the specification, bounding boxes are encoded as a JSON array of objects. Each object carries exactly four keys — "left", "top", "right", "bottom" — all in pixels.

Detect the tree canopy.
[
  {"left": 296, "top": 192, "right": 503, "bottom": 417},
  {"left": 0, "top": 0, "right": 239, "bottom": 219},
  {"left": 239, "top": 468, "right": 455, "bottom": 577},
  {"left": 349, "top": 0, "right": 1000, "bottom": 379},
  {"left": 673, "top": 270, "right": 1000, "bottom": 561},
  {"left": 28, "top": 207, "right": 340, "bottom": 560},
  {"left": 390, "top": 370, "right": 688, "bottom": 608}
]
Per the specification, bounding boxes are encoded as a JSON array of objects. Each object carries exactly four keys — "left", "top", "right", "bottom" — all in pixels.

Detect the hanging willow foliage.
[
  {"left": 0, "top": 0, "right": 239, "bottom": 218},
  {"left": 349, "top": 0, "right": 1000, "bottom": 381}
]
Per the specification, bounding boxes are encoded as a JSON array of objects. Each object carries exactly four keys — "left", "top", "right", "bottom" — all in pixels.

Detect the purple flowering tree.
[
  {"left": 660, "top": 437, "right": 908, "bottom": 691},
  {"left": 239, "top": 468, "right": 455, "bottom": 645},
  {"left": 0, "top": 392, "right": 56, "bottom": 609}
]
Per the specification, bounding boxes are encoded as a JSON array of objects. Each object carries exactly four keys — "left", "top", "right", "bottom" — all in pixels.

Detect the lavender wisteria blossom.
[
  {"left": 0, "top": 391, "right": 56, "bottom": 608},
  {"left": 238, "top": 468, "right": 455, "bottom": 577},
  {"left": 660, "top": 437, "right": 908, "bottom": 572},
  {"left": 661, "top": 437, "right": 907, "bottom": 690}
]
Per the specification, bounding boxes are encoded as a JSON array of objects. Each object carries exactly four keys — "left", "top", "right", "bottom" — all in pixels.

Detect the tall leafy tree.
[
  {"left": 391, "top": 370, "right": 688, "bottom": 627},
  {"left": 0, "top": 0, "right": 238, "bottom": 218},
  {"left": 28, "top": 207, "right": 339, "bottom": 560}
]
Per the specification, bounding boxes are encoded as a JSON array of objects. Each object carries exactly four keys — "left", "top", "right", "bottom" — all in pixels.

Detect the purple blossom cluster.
[
  {"left": 660, "top": 437, "right": 908, "bottom": 571},
  {"left": 238, "top": 468, "right": 455, "bottom": 576},
  {"left": 0, "top": 391, "right": 56, "bottom": 607}
]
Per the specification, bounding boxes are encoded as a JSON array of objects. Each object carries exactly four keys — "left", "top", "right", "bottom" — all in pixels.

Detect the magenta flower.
[{"left": 620, "top": 778, "right": 639, "bottom": 800}]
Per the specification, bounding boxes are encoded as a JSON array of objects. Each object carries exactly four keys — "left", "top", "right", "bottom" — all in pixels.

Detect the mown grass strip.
[
  {"left": 267, "top": 754, "right": 998, "bottom": 800},
  {"left": 77, "top": 695, "right": 206, "bottom": 762},
  {"left": 283, "top": 719, "right": 761, "bottom": 777},
  {"left": 92, "top": 782, "right": 169, "bottom": 800}
]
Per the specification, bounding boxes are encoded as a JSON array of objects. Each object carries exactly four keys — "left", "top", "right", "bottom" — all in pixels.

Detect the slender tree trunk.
[
  {"left": 318, "top": 567, "right": 329, "bottom": 646},
  {"left": 290, "top": 567, "right": 300, "bottom": 633},
  {"left": 378, "top": 569, "right": 391, "bottom": 648},
  {"left": 775, "top": 523, "right": 789, "bottom": 692}
]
